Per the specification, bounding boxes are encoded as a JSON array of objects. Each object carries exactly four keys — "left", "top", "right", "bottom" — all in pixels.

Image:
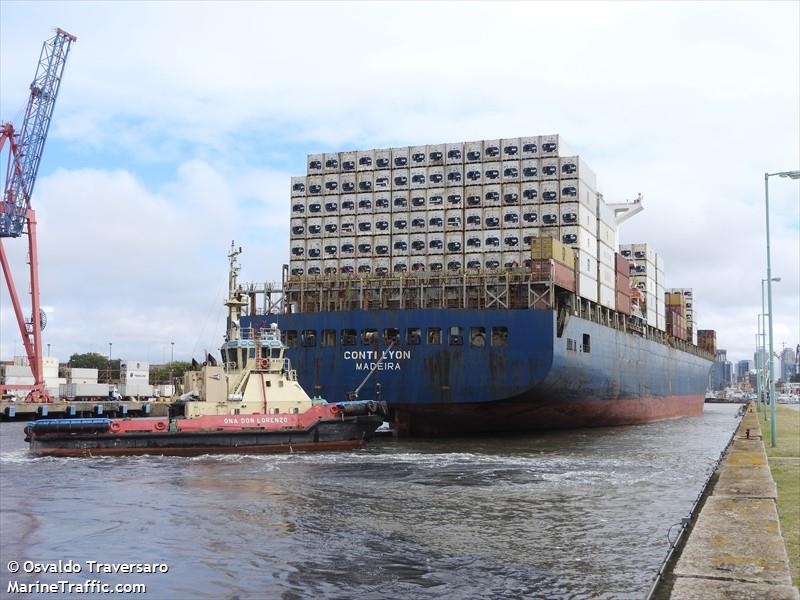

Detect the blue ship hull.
[{"left": 244, "top": 309, "right": 712, "bottom": 436}]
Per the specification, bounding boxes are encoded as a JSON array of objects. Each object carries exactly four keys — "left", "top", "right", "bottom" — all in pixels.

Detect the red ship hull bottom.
[{"left": 391, "top": 395, "right": 705, "bottom": 437}]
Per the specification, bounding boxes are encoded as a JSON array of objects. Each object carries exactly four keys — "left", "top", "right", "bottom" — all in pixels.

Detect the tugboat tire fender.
[{"left": 110, "top": 421, "right": 121, "bottom": 432}]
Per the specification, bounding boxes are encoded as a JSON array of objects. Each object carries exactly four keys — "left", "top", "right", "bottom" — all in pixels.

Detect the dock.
[
  {"left": 1, "top": 399, "right": 172, "bottom": 420},
  {"left": 667, "top": 405, "right": 798, "bottom": 598}
]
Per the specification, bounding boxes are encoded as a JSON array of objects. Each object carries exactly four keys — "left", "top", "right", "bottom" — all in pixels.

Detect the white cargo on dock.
[
  {"left": 118, "top": 383, "right": 153, "bottom": 398},
  {"left": 60, "top": 382, "right": 111, "bottom": 399}
]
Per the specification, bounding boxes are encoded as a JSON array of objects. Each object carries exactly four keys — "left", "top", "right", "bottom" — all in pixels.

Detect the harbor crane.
[{"left": 0, "top": 28, "right": 77, "bottom": 402}]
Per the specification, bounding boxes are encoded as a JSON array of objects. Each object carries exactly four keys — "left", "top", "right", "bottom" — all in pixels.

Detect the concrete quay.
[
  {"left": 0, "top": 399, "right": 171, "bottom": 420},
  {"left": 669, "top": 406, "right": 799, "bottom": 599}
]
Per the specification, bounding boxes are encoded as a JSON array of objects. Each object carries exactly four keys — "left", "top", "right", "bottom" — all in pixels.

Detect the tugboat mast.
[{"left": 226, "top": 241, "right": 248, "bottom": 342}]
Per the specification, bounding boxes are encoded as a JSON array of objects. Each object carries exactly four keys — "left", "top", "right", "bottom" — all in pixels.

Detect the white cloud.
[
  {"left": 0, "top": 1, "right": 798, "bottom": 363},
  {"left": 0, "top": 163, "right": 290, "bottom": 361}
]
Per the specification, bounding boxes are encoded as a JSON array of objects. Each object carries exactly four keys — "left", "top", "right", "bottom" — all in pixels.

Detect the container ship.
[{"left": 241, "top": 135, "right": 715, "bottom": 436}]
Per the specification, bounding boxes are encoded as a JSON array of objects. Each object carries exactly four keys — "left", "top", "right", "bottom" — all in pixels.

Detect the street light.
[
  {"left": 108, "top": 342, "right": 112, "bottom": 385},
  {"left": 760, "top": 278, "right": 779, "bottom": 421},
  {"left": 764, "top": 169, "right": 799, "bottom": 447}
]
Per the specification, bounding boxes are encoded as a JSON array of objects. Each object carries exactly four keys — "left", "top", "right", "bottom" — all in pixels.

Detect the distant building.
[
  {"left": 711, "top": 349, "right": 733, "bottom": 390},
  {"left": 754, "top": 348, "right": 767, "bottom": 372},
  {"left": 780, "top": 347, "right": 797, "bottom": 382},
  {"left": 736, "top": 360, "right": 753, "bottom": 380}
]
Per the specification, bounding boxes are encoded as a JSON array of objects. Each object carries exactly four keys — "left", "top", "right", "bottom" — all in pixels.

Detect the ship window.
[
  {"left": 449, "top": 326, "right": 463, "bottom": 346},
  {"left": 470, "top": 327, "right": 486, "bottom": 348},
  {"left": 322, "top": 329, "right": 336, "bottom": 347},
  {"left": 361, "top": 329, "right": 378, "bottom": 344},
  {"left": 567, "top": 338, "right": 577, "bottom": 352},
  {"left": 406, "top": 328, "right": 421, "bottom": 345},
  {"left": 384, "top": 328, "right": 400, "bottom": 343},
  {"left": 285, "top": 330, "right": 297, "bottom": 348},
  {"left": 301, "top": 330, "right": 317, "bottom": 347},
  {"left": 341, "top": 329, "right": 357, "bottom": 346},
  {"left": 582, "top": 334, "right": 591, "bottom": 353},
  {"left": 492, "top": 326, "right": 509, "bottom": 347},
  {"left": 427, "top": 328, "right": 442, "bottom": 345}
]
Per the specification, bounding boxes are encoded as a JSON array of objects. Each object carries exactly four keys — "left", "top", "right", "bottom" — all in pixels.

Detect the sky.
[{"left": 0, "top": 1, "right": 798, "bottom": 366}]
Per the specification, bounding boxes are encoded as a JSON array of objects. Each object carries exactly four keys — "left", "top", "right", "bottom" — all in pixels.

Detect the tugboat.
[{"left": 25, "top": 244, "right": 386, "bottom": 457}]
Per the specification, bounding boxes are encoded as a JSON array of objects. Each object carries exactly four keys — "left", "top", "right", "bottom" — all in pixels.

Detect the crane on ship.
[{"left": 0, "top": 28, "right": 77, "bottom": 403}]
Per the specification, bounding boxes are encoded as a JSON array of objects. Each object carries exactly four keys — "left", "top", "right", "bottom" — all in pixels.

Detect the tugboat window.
[
  {"left": 322, "top": 329, "right": 337, "bottom": 347},
  {"left": 449, "top": 326, "right": 464, "bottom": 346},
  {"left": 249, "top": 348, "right": 256, "bottom": 358},
  {"left": 470, "top": 327, "right": 486, "bottom": 347},
  {"left": 492, "top": 327, "right": 509, "bottom": 347},
  {"left": 427, "top": 328, "right": 442, "bottom": 345},
  {"left": 341, "top": 329, "right": 357, "bottom": 346},
  {"left": 301, "top": 330, "right": 316, "bottom": 347},
  {"left": 406, "top": 328, "right": 421, "bottom": 345},
  {"left": 583, "top": 334, "right": 591, "bottom": 353},
  {"left": 285, "top": 330, "right": 297, "bottom": 348}
]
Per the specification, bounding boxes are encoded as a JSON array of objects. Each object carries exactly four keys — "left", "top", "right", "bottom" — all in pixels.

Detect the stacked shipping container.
[
  {"left": 668, "top": 288, "right": 695, "bottom": 343},
  {"left": 619, "top": 243, "right": 666, "bottom": 331},
  {"left": 289, "top": 135, "right": 612, "bottom": 280},
  {"left": 615, "top": 253, "right": 632, "bottom": 315},
  {"left": 664, "top": 291, "right": 687, "bottom": 340},
  {"left": 697, "top": 330, "right": 716, "bottom": 355},
  {"left": 1, "top": 356, "right": 64, "bottom": 399}
]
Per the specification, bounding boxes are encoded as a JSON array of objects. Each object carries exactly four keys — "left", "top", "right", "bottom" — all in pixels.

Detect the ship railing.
[{"left": 276, "top": 271, "right": 714, "bottom": 361}]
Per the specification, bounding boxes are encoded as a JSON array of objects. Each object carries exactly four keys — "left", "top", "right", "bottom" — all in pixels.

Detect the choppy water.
[{"left": 0, "top": 404, "right": 741, "bottom": 599}]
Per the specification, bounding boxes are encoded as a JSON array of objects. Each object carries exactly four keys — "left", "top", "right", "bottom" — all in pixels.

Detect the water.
[{"left": 0, "top": 404, "right": 741, "bottom": 599}]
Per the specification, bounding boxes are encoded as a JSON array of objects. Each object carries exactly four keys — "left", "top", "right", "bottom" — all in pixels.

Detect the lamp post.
[
  {"left": 760, "top": 279, "right": 779, "bottom": 421},
  {"left": 764, "top": 169, "right": 800, "bottom": 447},
  {"left": 108, "top": 342, "right": 113, "bottom": 385},
  {"left": 755, "top": 327, "right": 762, "bottom": 415}
]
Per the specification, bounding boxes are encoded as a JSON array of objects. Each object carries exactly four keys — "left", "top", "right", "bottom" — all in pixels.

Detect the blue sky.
[{"left": 1, "top": 1, "right": 798, "bottom": 365}]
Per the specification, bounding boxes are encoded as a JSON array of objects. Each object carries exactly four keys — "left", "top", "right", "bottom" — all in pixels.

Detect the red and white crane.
[{"left": 0, "top": 28, "right": 76, "bottom": 402}]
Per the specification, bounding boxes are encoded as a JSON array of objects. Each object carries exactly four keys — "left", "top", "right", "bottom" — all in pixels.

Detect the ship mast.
[{"left": 225, "top": 241, "right": 248, "bottom": 342}]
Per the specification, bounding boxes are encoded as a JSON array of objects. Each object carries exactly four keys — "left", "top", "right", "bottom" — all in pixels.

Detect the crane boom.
[
  {"left": 0, "top": 28, "right": 76, "bottom": 403},
  {"left": 1, "top": 28, "right": 76, "bottom": 238}
]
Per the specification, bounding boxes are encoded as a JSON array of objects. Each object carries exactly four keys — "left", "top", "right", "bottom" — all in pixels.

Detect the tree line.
[{"left": 66, "top": 353, "right": 193, "bottom": 384}]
